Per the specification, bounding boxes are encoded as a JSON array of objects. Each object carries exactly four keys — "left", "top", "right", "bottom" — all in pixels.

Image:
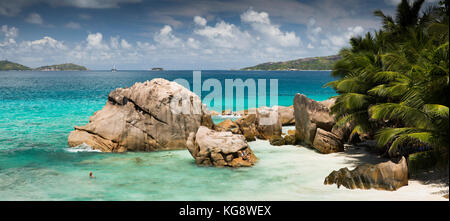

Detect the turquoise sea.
[{"left": 0, "top": 70, "right": 444, "bottom": 201}]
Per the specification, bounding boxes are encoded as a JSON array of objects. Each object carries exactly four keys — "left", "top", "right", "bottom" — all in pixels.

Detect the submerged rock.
[
  {"left": 68, "top": 78, "right": 213, "bottom": 152},
  {"left": 324, "top": 157, "right": 408, "bottom": 191},
  {"left": 186, "top": 126, "right": 258, "bottom": 167}
]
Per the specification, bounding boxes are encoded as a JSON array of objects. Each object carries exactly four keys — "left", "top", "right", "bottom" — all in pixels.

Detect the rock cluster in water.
[
  {"left": 324, "top": 157, "right": 409, "bottom": 191},
  {"left": 218, "top": 106, "right": 283, "bottom": 142},
  {"left": 293, "top": 94, "right": 349, "bottom": 153},
  {"left": 68, "top": 78, "right": 213, "bottom": 152},
  {"left": 187, "top": 126, "right": 258, "bottom": 167}
]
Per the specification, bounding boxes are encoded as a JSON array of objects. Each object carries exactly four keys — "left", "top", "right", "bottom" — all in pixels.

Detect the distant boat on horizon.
[{"left": 111, "top": 64, "right": 117, "bottom": 72}]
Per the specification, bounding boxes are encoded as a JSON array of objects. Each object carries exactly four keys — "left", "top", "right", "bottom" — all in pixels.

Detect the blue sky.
[{"left": 0, "top": 0, "right": 439, "bottom": 70}]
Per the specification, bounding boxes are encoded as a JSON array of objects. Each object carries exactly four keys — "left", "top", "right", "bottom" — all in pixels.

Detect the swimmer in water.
[{"left": 89, "top": 171, "right": 95, "bottom": 178}]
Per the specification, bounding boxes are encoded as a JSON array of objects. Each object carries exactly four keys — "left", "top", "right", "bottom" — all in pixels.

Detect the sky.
[{"left": 0, "top": 0, "right": 440, "bottom": 70}]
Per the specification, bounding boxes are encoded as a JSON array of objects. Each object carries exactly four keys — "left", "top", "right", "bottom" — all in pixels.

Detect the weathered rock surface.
[
  {"left": 234, "top": 106, "right": 282, "bottom": 141},
  {"left": 319, "top": 98, "right": 336, "bottom": 110},
  {"left": 324, "top": 157, "right": 409, "bottom": 191},
  {"left": 287, "top": 129, "right": 295, "bottom": 136},
  {"left": 312, "top": 128, "right": 343, "bottom": 154},
  {"left": 255, "top": 106, "right": 282, "bottom": 139},
  {"left": 235, "top": 114, "right": 258, "bottom": 141},
  {"left": 294, "top": 94, "right": 334, "bottom": 137},
  {"left": 186, "top": 126, "right": 258, "bottom": 167},
  {"left": 276, "top": 105, "right": 295, "bottom": 126},
  {"left": 68, "top": 78, "right": 213, "bottom": 152},
  {"left": 294, "top": 94, "right": 345, "bottom": 153},
  {"left": 269, "top": 135, "right": 285, "bottom": 146},
  {"left": 284, "top": 135, "right": 296, "bottom": 145},
  {"left": 216, "top": 119, "right": 240, "bottom": 134}
]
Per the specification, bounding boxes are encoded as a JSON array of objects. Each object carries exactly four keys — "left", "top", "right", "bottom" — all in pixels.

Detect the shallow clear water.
[{"left": 0, "top": 70, "right": 444, "bottom": 200}]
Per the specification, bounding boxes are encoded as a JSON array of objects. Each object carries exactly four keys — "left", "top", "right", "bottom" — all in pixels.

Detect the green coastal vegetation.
[
  {"left": 0, "top": 60, "right": 32, "bottom": 70},
  {"left": 326, "top": 0, "right": 449, "bottom": 173},
  {"left": 0, "top": 60, "right": 87, "bottom": 71},
  {"left": 34, "top": 63, "right": 88, "bottom": 71},
  {"left": 241, "top": 55, "right": 340, "bottom": 70}
]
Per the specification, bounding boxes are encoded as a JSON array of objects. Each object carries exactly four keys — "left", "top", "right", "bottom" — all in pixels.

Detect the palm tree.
[{"left": 326, "top": 0, "right": 449, "bottom": 163}]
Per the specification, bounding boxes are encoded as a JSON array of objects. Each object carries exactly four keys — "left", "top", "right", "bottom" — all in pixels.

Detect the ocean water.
[{"left": 0, "top": 70, "right": 445, "bottom": 201}]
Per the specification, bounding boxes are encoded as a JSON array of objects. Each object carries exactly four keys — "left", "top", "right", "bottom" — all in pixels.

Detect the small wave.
[{"left": 65, "top": 143, "right": 101, "bottom": 153}]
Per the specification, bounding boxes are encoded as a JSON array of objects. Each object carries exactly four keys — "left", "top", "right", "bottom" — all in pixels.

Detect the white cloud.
[
  {"left": 110, "top": 36, "right": 119, "bottom": 49},
  {"left": 25, "top": 36, "right": 67, "bottom": 49},
  {"left": 136, "top": 41, "right": 156, "bottom": 50},
  {"left": 241, "top": 9, "right": 301, "bottom": 47},
  {"left": 1, "top": 25, "right": 18, "bottom": 39},
  {"left": 65, "top": 22, "right": 81, "bottom": 29},
  {"left": 194, "top": 20, "right": 252, "bottom": 49},
  {"left": 154, "top": 25, "right": 183, "bottom": 48},
  {"left": 193, "top": 16, "right": 207, "bottom": 26},
  {"left": 86, "top": 32, "right": 108, "bottom": 49},
  {"left": 187, "top": 37, "right": 200, "bottom": 49},
  {"left": 120, "top": 39, "right": 132, "bottom": 49},
  {"left": 241, "top": 9, "right": 270, "bottom": 24},
  {"left": 323, "top": 25, "right": 364, "bottom": 47},
  {"left": 25, "top": 12, "right": 43, "bottom": 25},
  {"left": 0, "top": 25, "right": 18, "bottom": 46},
  {"left": 328, "top": 35, "right": 347, "bottom": 47}
]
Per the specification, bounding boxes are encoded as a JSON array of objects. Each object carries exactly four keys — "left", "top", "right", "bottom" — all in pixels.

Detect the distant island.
[
  {"left": 0, "top": 60, "right": 32, "bottom": 71},
  {"left": 34, "top": 63, "right": 88, "bottom": 71},
  {"left": 151, "top": 67, "right": 164, "bottom": 71},
  {"left": 0, "top": 60, "right": 87, "bottom": 71},
  {"left": 241, "top": 55, "right": 341, "bottom": 71}
]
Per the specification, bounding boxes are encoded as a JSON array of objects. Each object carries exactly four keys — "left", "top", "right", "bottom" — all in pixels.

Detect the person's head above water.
[{"left": 89, "top": 171, "right": 94, "bottom": 178}]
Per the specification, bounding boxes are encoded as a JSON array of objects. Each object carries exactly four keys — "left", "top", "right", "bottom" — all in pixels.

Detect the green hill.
[
  {"left": 0, "top": 60, "right": 32, "bottom": 71},
  {"left": 241, "top": 55, "right": 341, "bottom": 71},
  {"left": 34, "top": 63, "right": 88, "bottom": 71}
]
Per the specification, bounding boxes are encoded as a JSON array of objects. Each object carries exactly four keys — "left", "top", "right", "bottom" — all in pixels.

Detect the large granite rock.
[
  {"left": 186, "top": 126, "right": 258, "bottom": 167},
  {"left": 255, "top": 106, "right": 282, "bottom": 139},
  {"left": 68, "top": 78, "right": 213, "bottom": 152},
  {"left": 319, "top": 98, "right": 336, "bottom": 110},
  {"left": 324, "top": 157, "right": 408, "bottom": 191},
  {"left": 234, "top": 106, "right": 282, "bottom": 141},
  {"left": 294, "top": 94, "right": 334, "bottom": 140},
  {"left": 312, "top": 128, "right": 343, "bottom": 154},
  {"left": 294, "top": 94, "right": 344, "bottom": 153},
  {"left": 235, "top": 114, "right": 258, "bottom": 141},
  {"left": 276, "top": 105, "right": 295, "bottom": 126}
]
